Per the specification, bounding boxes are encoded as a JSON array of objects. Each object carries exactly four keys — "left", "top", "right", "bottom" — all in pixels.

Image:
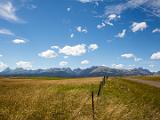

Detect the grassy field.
[
  {"left": 127, "top": 76, "right": 160, "bottom": 82},
  {"left": 0, "top": 76, "right": 160, "bottom": 120}
]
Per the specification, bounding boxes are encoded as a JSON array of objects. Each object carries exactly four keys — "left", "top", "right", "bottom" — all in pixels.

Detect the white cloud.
[
  {"left": 81, "top": 60, "right": 89, "bottom": 65},
  {"left": 97, "top": 22, "right": 106, "bottom": 29},
  {"left": 13, "top": 39, "right": 26, "bottom": 44},
  {"left": 70, "top": 33, "right": 74, "bottom": 38},
  {"left": 108, "top": 14, "right": 120, "bottom": 21},
  {"left": 0, "top": 1, "right": 21, "bottom": 22},
  {"left": 121, "top": 53, "right": 142, "bottom": 62},
  {"left": 67, "top": 7, "right": 71, "bottom": 12},
  {"left": 102, "top": 14, "right": 120, "bottom": 26},
  {"left": 131, "top": 22, "right": 148, "bottom": 32},
  {"left": 105, "top": 21, "right": 114, "bottom": 26},
  {"left": 59, "top": 61, "right": 68, "bottom": 66},
  {"left": 121, "top": 53, "right": 135, "bottom": 59},
  {"left": 116, "top": 29, "right": 126, "bottom": 38},
  {"left": 0, "top": 28, "right": 14, "bottom": 36},
  {"left": 38, "top": 50, "right": 58, "bottom": 58},
  {"left": 59, "top": 44, "right": 86, "bottom": 56},
  {"left": 76, "top": 26, "right": 88, "bottom": 33},
  {"left": 16, "top": 61, "right": 32, "bottom": 69},
  {"left": 0, "top": 54, "right": 2, "bottom": 57},
  {"left": 88, "top": 44, "right": 98, "bottom": 51},
  {"left": 0, "top": 62, "right": 8, "bottom": 71},
  {"left": 151, "top": 51, "right": 160, "bottom": 60},
  {"left": 152, "top": 28, "right": 160, "bottom": 33},
  {"left": 78, "top": 0, "right": 102, "bottom": 3},
  {"left": 51, "top": 45, "right": 60, "bottom": 49},
  {"left": 112, "top": 64, "right": 124, "bottom": 69}
]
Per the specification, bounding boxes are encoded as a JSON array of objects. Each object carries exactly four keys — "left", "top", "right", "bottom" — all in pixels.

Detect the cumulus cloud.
[
  {"left": 131, "top": 22, "right": 147, "bottom": 32},
  {"left": 76, "top": 26, "right": 88, "bottom": 33},
  {"left": 0, "top": 62, "right": 8, "bottom": 71},
  {"left": 59, "top": 61, "right": 68, "bottom": 66},
  {"left": 0, "top": 28, "right": 14, "bottom": 36},
  {"left": 16, "top": 61, "right": 32, "bottom": 69},
  {"left": 116, "top": 29, "right": 126, "bottom": 38},
  {"left": 38, "top": 50, "right": 58, "bottom": 58},
  {"left": 59, "top": 44, "right": 86, "bottom": 56},
  {"left": 121, "top": 53, "right": 142, "bottom": 62},
  {"left": 152, "top": 28, "right": 160, "bottom": 33},
  {"left": 88, "top": 44, "right": 98, "bottom": 51},
  {"left": 0, "top": 1, "right": 21, "bottom": 22},
  {"left": 13, "top": 39, "right": 26, "bottom": 44},
  {"left": 81, "top": 60, "right": 89, "bottom": 65},
  {"left": 112, "top": 64, "right": 124, "bottom": 69},
  {"left": 70, "top": 33, "right": 74, "bottom": 38},
  {"left": 151, "top": 51, "right": 160, "bottom": 60}
]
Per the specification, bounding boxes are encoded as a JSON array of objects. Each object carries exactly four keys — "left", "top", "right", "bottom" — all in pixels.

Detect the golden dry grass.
[{"left": 0, "top": 77, "right": 160, "bottom": 120}]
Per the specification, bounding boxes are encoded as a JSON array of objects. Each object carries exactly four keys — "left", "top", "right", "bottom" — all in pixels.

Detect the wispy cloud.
[
  {"left": 0, "top": 28, "right": 14, "bottom": 36},
  {"left": 104, "top": 0, "right": 160, "bottom": 17},
  {"left": 78, "top": 0, "right": 102, "bottom": 4},
  {"left": 0, "top": 1, "right": 22, "bottom": 22},
  {"left": 116, "top": 29, "right": 126, "bottom": 38}
]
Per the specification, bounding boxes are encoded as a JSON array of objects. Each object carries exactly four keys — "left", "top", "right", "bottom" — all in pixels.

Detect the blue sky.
[{"left": 0, "top": 0, "right": 160, "bottom": 71}]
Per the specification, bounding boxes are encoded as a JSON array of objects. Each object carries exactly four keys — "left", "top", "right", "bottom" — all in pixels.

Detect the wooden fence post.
[
  {"left": 97, "top": 81, "right": 102, "bottom": 96},
  {"left": 103, "top": 76, "right": 106, "bottom": 85},
  {"left": 91, "top": 91, "right": 95, "bottom": 120}
]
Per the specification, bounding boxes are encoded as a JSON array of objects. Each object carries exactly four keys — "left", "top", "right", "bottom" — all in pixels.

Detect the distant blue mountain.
[{"left": 0, "top": 66, "right": 153, "bottom": 77}]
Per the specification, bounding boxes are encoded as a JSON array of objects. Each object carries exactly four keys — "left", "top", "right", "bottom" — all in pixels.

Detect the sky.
[{"left": 0, "top": 0, "right": 160, "bottom": 71}]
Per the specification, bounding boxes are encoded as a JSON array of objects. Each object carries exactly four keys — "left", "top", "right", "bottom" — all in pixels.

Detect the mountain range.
[{"left": 0, "top": 66, "right": 158, "bottom": 77}]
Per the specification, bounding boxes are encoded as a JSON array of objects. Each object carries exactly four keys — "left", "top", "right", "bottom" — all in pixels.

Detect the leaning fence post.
[
  {"left": 91, "top": 91, "right": 95, "bottom": 120},
  {"left": 103, "top": 76, "right": 106, "bottom": 85},
  {"left": 97, "top": 81, "right": 102, "bottom": 96}
]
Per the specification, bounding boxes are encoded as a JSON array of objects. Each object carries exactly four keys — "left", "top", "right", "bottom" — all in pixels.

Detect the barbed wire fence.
[{"left": 52, "top": 76, "right": 109, "bottom": 120}]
